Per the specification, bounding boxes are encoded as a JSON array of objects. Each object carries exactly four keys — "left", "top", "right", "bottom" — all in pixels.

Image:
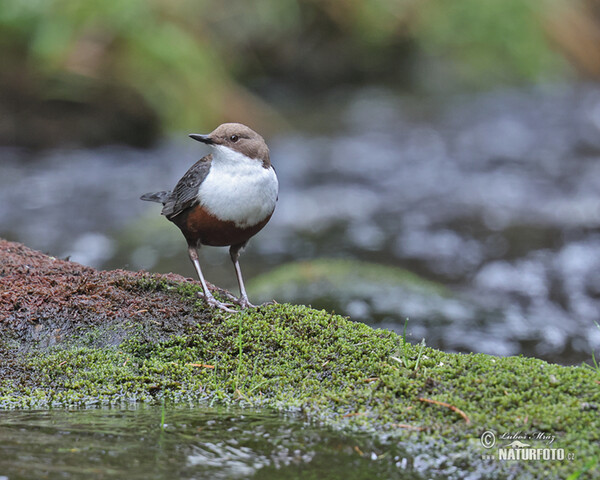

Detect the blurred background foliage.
[{"left": 0, "top": 0, "right": 589, "bottom": 148}]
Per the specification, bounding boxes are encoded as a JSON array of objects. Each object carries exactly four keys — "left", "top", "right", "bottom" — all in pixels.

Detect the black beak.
[{"left": 189, "top": 133, "right": 214, "bottom": 145}]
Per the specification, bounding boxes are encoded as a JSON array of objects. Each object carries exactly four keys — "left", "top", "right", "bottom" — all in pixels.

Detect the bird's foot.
[
  {"left": 218, "top": 291, "right": 256, "bottom": 309},
  {"left": 197, "top": 291, "right": 236, "bottom": 313},
  {"left": 214, "top": 291, "right": 272, "bottom": 310},
  {"left": 232, "top": 296, "right": 257, "bottom": 309}
]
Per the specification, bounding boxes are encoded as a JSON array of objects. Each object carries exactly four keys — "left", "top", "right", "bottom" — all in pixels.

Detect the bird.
[{"left": 140, "top": 123, "right": 279, "bottom": 312}]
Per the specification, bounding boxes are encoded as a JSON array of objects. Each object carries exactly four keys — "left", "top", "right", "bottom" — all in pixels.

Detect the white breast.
[{"left": 197, "top": 145, "right": 279, "bottom": 227}]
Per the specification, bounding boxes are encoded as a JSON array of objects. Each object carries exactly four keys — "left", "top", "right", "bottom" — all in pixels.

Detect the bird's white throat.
[{"left": 196, "top": 145, "right": 278, "bottom": 227}]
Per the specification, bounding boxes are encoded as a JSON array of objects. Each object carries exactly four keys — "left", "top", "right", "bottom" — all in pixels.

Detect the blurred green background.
[{"left": 0, "top": 0, "right": 591, "bottom": 149}]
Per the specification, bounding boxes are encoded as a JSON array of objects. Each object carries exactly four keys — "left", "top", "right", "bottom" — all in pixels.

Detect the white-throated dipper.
[{"left": 140, "top": 123, "right": 278, "bottom": 312}]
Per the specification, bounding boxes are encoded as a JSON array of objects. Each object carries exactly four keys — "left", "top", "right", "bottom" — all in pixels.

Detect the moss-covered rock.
[{"left": 0, "top": 239, "right": 598, "bottom": 478}]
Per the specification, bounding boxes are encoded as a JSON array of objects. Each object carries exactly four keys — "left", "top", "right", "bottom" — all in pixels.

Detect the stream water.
[
  {"left": 1, "top": 83, "right": 600, "bottom": 365},
  {"left": 0, "top": 406, "right": 442, "bottom": 480}
]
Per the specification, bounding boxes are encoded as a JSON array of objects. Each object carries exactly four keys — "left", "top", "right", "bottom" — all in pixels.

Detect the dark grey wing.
[{"left": 162, "top": 154, "right": 212, "bottom": 219}]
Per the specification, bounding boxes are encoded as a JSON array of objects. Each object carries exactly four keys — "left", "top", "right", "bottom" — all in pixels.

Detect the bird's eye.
[{"left": 230, "top": 135, "right": 239, "bottom": 142}]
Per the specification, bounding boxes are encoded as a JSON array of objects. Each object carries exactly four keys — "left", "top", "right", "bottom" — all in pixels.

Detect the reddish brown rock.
[{"left": 0, "top": 239, "right": 211, "bottom": 347}]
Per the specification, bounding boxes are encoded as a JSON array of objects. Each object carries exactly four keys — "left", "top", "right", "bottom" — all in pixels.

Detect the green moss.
[{"left": 0, "top": 284, "right": 598, "bottom": 477}]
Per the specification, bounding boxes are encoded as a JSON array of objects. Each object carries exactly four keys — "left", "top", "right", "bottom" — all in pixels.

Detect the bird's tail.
[{"left": 140, "top": 191, "right": 170, "bottom": 204}]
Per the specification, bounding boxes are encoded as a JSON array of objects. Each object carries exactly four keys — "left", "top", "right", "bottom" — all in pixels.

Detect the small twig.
[
  {"left": 58, "top": 360, "right": 67, "bottom": 367},
  {"left": 363, "top": 377, "right": 379, "bottom": 383},
  {"left": 342, "top": 412, "right": 367, "bottom": 418},
  {"left": 186, "top": 363, "right": 215, "bottom": 369},
  {"left": 418, "top": 397, "right": 471, "bottom": 424},
  {"left": 391, "top": 423, "right": 424, "bottom": 431}
]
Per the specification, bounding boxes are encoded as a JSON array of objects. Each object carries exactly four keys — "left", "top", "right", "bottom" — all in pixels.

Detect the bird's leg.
[
  {"left": 229, "top": 243, "right": 256, "bottom": 309},
  {"left": 187, "top": 245, "right": 235, "bottom": 313}
]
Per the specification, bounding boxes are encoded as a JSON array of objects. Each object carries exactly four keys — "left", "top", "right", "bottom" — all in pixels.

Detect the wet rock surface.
[{"left": 0, "top": 238, "right": 209, "bottom": 350}]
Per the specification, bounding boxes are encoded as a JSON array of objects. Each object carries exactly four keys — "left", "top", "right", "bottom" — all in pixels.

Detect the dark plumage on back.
[
  {"left": 161, "top": 156, "right": 212, "bottom": 219},
  {"left": 140, "top": 155, "right": 212, "bottom": 219}
]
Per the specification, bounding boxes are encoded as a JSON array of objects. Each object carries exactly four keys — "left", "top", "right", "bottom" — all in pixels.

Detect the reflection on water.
[
  {"left": 0, "top": 406, "right": 431, "bottom": 480},
  {"left": 1, "top": 83, "right": 600, "bottom": 364}
]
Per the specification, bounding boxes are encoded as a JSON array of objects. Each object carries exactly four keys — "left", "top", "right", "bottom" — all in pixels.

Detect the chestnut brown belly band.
[{"left": 169, "top": 204, "right": 273, "bottom": 247}]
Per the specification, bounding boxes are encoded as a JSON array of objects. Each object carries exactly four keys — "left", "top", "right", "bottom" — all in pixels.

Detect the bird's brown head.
[{"left": 189, "top": 123, "right": 270, "bottom": 167}]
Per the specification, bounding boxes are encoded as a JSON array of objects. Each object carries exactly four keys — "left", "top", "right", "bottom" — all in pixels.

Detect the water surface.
[{"left": 0, "top": 406, "right": 432, "bottom": 480}]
